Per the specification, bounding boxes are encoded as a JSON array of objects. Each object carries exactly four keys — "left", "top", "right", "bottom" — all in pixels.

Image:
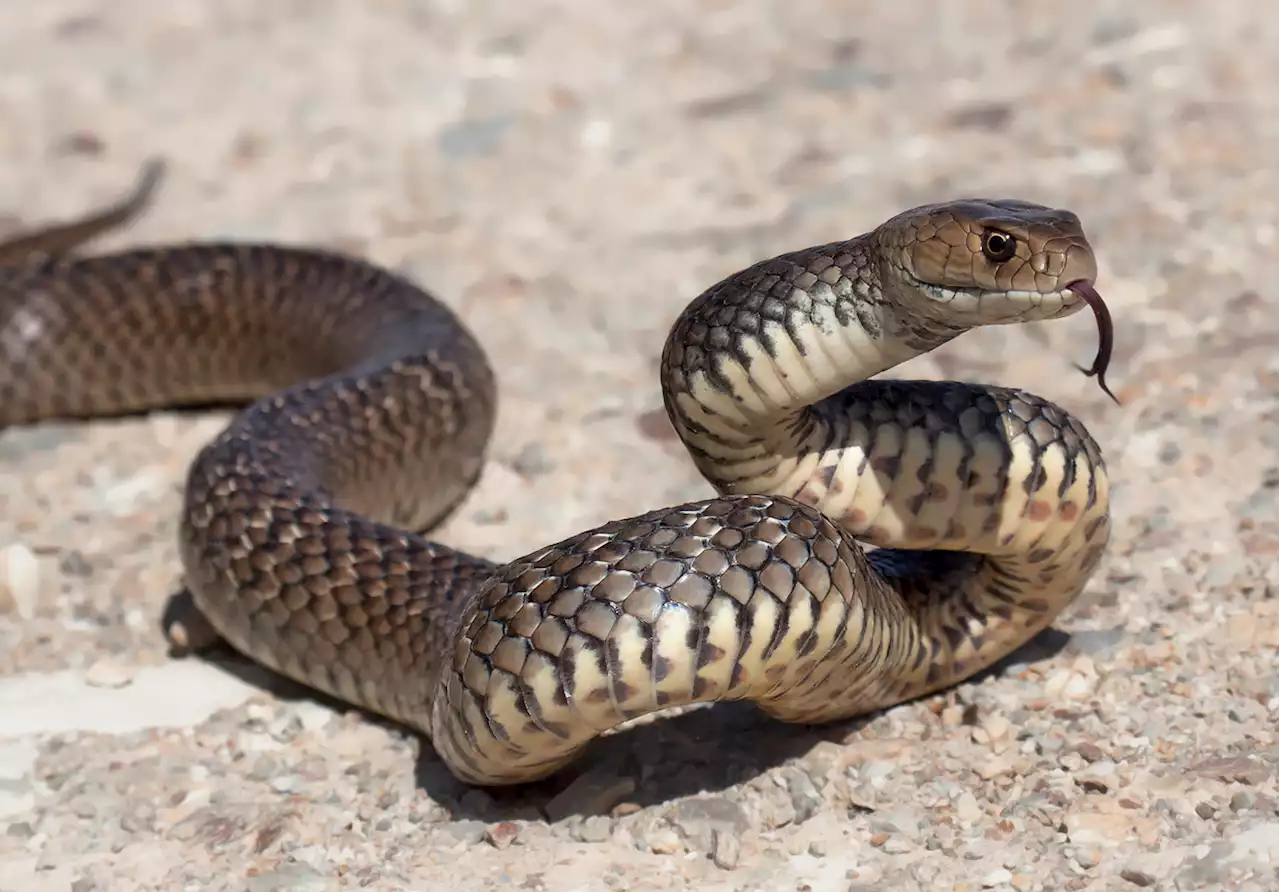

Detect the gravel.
[{"left": 1, "top": 1, "right": 1276, "bottom": 890}]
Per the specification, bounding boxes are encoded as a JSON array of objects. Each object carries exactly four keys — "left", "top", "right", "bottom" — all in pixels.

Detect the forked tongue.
[{"left": 1067, "top": 281, "right": 1120, "bottom": 405}]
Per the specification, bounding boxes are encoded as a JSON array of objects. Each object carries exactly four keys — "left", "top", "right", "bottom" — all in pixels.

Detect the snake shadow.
[
  {"left": 163, "top": 585, "right": 1070, "bottom": 821},
  {"left": 413, "top": 626, "right": 1072, "bottom": 821}
]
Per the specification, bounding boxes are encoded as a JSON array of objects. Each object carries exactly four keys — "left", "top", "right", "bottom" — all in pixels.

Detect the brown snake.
[{"left": 0, "top": 162, "right": 1115, "bottom": 786}]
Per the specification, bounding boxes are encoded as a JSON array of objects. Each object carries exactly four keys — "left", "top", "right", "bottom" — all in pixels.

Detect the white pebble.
[
  {"left": 982, "top": 867, "right": 1013, "bottom": 887},
  {"left": 0, "top": 544, "right": 40, "bottom": 620},
  {"left": 880, "top": 835, "right": 912, "bottom": 854},
  {"left": 954, "top": 791, "right": 983, "bottom": 824},
  {"left": 1063, "top": 672, "right": 1096, "bottom": 700},
  {"left": 83, "top": 659, "right": 136, "bottom": 689},
  {"left": 291, "top": 701, "right": 336, "bottom": 732},
  {"left": 581, "top": 119, "right": 612, "bottom": 148},
  {"left": 647, "top": 827, "right": 683, "bottom": 854}
]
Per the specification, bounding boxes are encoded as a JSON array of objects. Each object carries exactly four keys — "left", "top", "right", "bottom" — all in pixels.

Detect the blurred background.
[{"left": 1, "top": 2, "right": 1276, "bottom": 890}]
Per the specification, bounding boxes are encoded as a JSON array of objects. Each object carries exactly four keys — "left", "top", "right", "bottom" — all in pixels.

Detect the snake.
[{"left": 0, "top": 161, "right": 1116, "bottom": 786}]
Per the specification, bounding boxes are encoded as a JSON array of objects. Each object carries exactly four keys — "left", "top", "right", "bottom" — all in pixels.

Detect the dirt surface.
[{"left": 1, "top": 2, "right": 1277, "bottom": 890}]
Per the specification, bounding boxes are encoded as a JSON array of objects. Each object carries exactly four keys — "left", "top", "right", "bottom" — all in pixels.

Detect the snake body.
[{"left": 1, "top": 164, "right": 1112, "bottom": 785}]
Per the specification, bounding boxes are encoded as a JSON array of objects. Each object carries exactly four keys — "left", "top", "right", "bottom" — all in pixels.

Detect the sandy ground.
[{"left": 1, "top": 1, "right": 1277, "bottom": 890}]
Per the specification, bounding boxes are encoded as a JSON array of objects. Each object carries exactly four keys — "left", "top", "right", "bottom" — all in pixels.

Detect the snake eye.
[{"left": 981, "top": 229, "right": 1017, "bottom": 263}]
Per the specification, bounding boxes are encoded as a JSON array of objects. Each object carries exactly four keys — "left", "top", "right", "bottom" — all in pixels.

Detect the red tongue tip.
[{"left": 1067, "top": 281, "right": 1120, "bottom": 406}]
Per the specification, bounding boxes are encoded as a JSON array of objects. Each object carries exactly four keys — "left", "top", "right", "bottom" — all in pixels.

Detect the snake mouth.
[{"left": 1067, "top": 280, "right": 1119, "bottom": 405}]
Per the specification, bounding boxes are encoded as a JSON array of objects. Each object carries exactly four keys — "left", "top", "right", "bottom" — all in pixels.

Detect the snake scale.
[{"left": 0, "top": 162, "right": 1115, "bottom": 786}]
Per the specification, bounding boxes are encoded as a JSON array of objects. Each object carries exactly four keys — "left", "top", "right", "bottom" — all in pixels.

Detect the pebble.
[
  {"left": 857, "top": 760, "right": 898, "bottom": 787},
  {"left": 485, "top": 821, "right": 521, "bottom": 849},
  {"left": 245, "top": 861, "right": 332, "bottom": 892},
  {"left": 509, "top": 441, "right": 556, "bottom": 476},
  {"left": 786, "top": 770, "right": 824, "bottom": 824},
  {"left": 646, "top": 827, "right": 683, "bottom": 855},
  {"left": 444, "top": 820, "right": 488, "bottom": 844},
  {"left": 879, "top": 836, "right": 912, "bottom": 855},
  {"left": 1119, "top": 848, "right": 1186, "bottom": 885},
  {"left": 1190, "top": 755, "right": 1273, "bottom": 786},
  {"left": 712, "top": 829, "right": 741, "bottom": 869},
  {"left": 981, "top": 867, "right": 1013, "bottom": 888},
  {"left": 667, "top": 796, "right": 750, "bottom": 851},
  {"left": 1069, "top": 626, "right": 1129, "bottom": 656},
  {"left": 954, "top": 792, "right": 983, "bottom": 825},
  {"left": 83, "top": 659, "right": 135, "bottom": 689},
  {"left": 1075, "top": 741, "right": 1108, "bottom": 763},
  {"left": 0, "top": 739, "right": 37, "bottom": 818},
  {"left": 1227, "top": 821, "right": 1279, "bottom": 861},
  {"left": 572, "top": 816, "right": 613, "bottom": 843},
  {"left": 0, "top": 543, "right": 40, "bottom": 619},
  {"left": 977, "top": 755, "right": 1015, "bottom": 780},
  {"left": 544, "top": 768, "right": 636, "bottom": 822},
  {"left": 871, "top": 810, "right": 920, "bottom": 841}
]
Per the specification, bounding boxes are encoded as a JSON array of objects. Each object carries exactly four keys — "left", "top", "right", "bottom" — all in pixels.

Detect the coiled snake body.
[{"left": 1, "top": 164, "right": 1114, "bottom": 785}]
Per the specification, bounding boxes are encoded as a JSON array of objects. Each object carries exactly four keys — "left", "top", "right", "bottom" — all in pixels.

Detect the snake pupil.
[{"left": 982, "top": 230, "right": 1016, "bottom": 262}]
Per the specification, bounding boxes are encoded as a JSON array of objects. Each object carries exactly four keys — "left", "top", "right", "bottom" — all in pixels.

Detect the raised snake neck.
[{"left": 0, "top": 163, "right": 1112, "bottom": 785}]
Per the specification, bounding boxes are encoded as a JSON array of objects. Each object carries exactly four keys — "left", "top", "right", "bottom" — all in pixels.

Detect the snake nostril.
[{"left": 1062, "top": 243, "right": 1099, "bottom": 287}]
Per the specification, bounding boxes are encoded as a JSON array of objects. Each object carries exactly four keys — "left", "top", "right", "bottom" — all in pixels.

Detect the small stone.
[
  {"left": 1075, "top": 848, "right": 1102, "bottom": 869},
  {"left": 712, "top": 829, "right": 740, "bottom": 869},
  {"left": 954, "top": 792, "right": 983, "bottom": 824},
  {"left": 871, "top": 810, "right": 920, "bottom": 841},
  {"left": 83, "top": 659, "right": 135, "bottom": 689},
  {"left": 1059, "top": 751, "right": 1087, "bottom": 772},
  {"left": 0, "top": 544, "right": 40, "bottom": 619},
  {"left": 246, "top": 862, "right": 331, "bottom": 892},
  {"left": 1075, "top": 741, "right": 1108, "bottom": 763},
  {"left": 268, "top": 775, "right": 301, "bottom": 795},
  {"left": 485, "top": 821, "right": 520, "bottom": 849},
  {"left": 1228, "top": 821, "right": 1279, "bottom": 860},
  {"left": 647, "top": 827, "right": 683, "bottom": 854},
  {"left": 1119, "top": 867, "right": 1155, "bottom": 887},
  {"left": 786, "top": 770, "right": 823, "bottom": 823},
  {"left": 510, "top": 442, "right": 556, "bottom": 476},
  {"left": 470, "top": 507, "right": 509, "bottom": 525},
  {"left": 1189, "top": 755, "right": 1272, "bottom": 786},
  {"left": 1075, "top": 760, "right": 1117, "bottom": 793},
  {"left": 879, "top": 835, "right": 912, "bottom": 855},
  {"left": 573, "top": 815, "right": 613, "bottom": 843},
  {"left": 807, "top": 839, "right": 827, "bottom": 857},
  {"left": 859, "top": 760, "right": 897, "bottom": 783},
  {"left": 982, "top": 867, "right": 1013, "bottom": 887},
  {"left": 1120, "top": 848, "right": 1186, "bottom": 885},
  {"left": 545, "top": 768, "right": 636, "bottom": 822},
  {"left": 290, "top": 702, "right": 335, "bottom": 733},
  {"left": 1062, "top": 811, "right": 1133, "bottom": 846},
  {"left": 981, "top": 713, "right": 1011, "bottom": 749},
  {"left": 59, "top": 550, "right": 94, "bottom": 577},
  {"left": 667, "top": 796, "right": 749, "bottom": 852},
  {"left": 1069, "top": 626, "right": 1127, "bottom": 656},
  {"left": 444, "top": 819, "right": 487, "bottom": 844},
  {"left": 1229, "top": 792, "right": 1254, "bottom": 813},
  {"left": 977, "top": 755, "right": 1015, "bottom": 780},
  {"left": 1063, "top": 672, "right": 1096, "bottom": 700},
  {"left": 1194, "top": 802, "right": 1216, "bottom": 820}
]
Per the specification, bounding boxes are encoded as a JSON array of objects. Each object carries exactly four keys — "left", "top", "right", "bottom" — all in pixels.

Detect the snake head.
[
  {"left": 878, "top": 198, "right": 1098, "bottom": 325},
  {"left": 876, "top": 198, "right": 1118, "bottom": 403}
]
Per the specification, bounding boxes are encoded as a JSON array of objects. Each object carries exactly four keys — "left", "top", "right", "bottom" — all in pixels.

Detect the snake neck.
[{"left": 660, "top": 234, "right": 961, "bottom": 484}]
